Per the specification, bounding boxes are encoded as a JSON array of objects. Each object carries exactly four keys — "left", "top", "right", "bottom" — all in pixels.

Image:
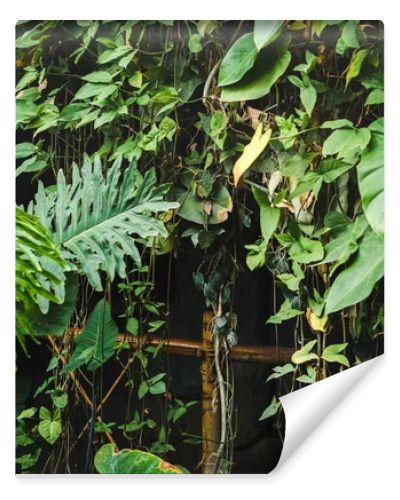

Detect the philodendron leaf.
[
  {"left": 233, "top": 124, "right": 272, "bottom": 186},
  {"left": 221, "top": 46, "right": 291, "bottom": 102},
  {"left": 267, "top": 298, "right": 303, "bottom": 325},
  {"left": 218, "top": 33, "right": 258, "bottom": 87},
  {"left": 38, "top": 407, "right": 61, "bottom": 445},
  {"left": 267, "top": 363, "right": 295, "bottom": 382},
  {"left": 322, "top": 127, "right": 371, "bottom": 163},
  {"left": 345, "top": 49, "right": 368, "bottom": 89},
  {"left": 94, "top": 444, "right": 187, "bottom": 474},
  {"left": 325, "top": 229, "right": 384, "bottom": 314},
  {"left": 253, "top": 21, "right": 284, "bottom": 51},
  {"left": 63, "top": 299, "right": 118, "bottom": 372},
  {"left": 177, "top": 183, "right": 233, "bottom": 225},
  {"left": 289, "top": 236, "right": 324, "bottom": 264},
  {"left": 259, "top": 396, "right": 281, "bottom": 421},
  {"left": 300, "top": 82, "right": 317, "bottom": 117},
  {"left": 28, "top": 155, "right": 178, "bottom": 291},
  {"left": 321, "top": 343, "right": 349, "bottom": 367},
  {"left": 251, "top": 185, "right": 280, "bottom": 245},
  {"left": 357, "top": 118, "right": 384, "bottom": 237},
  {"left": 291, "top": 340, "right": 319, "bottom": 365}
]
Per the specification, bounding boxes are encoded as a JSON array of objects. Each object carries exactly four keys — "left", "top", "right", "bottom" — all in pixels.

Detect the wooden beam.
[{"left": 117, "top": 333, "right": 294, "bottom": 365}]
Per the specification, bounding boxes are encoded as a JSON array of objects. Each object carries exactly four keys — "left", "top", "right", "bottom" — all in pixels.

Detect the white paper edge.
[{"left": 273, "top": 354, "right": 383, "bottom": 472}]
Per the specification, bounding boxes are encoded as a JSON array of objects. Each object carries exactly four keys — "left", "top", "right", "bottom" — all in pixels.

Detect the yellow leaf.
[
  {"left": 233, "top": 124, "right": 272, "bottom": 187},
  {"left": 306, "top": 308, "right": 328, "bottom": 332}
]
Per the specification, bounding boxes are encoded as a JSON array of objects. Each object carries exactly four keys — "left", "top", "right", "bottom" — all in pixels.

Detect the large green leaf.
[
  {"left": 94, "top": 444, "right": 187, "bottom": 474},
  {"left": 253, "top": 21, "right": 283, "bottom": 51},
  {"left": 220, "top": 46, "right": 291, "bottom": 102},
  {"left": 63, "top": 299, "right": 118, "bottom": 372},
  {"left": 16, "top": 207, "right": 69, "bottom": 348},
  {"left": 218, "top": 33, "right": 258, "bottom": 87},
  {"left": 177, "top": 183, "right": 232, "bottom": 225},
  {"left": 325, "top": 229, "right": 384, "bottom": 314},
  {"left": 357, "top": 118, "right": 384, "bottom": 237},
  {"left": 28, "top": 274, "right": 78, "bottom": 336},
  {"left": 322, "top": 127, "right": 371, "bottom": 163},
  {"left": 28, "top": 155, "right": 179, "bottom": 290}
]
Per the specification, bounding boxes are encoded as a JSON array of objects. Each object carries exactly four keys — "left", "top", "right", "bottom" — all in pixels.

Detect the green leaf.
[
  {"left": 357, "top": 118, "right": 384, "bottom": 237},
  {"left": 267, "top": 298, "right": 303, "bottom": 324},
  {"left": 149, "top": 381, "right": 166, "bottom": 395},
  {"left": 28, "top": 273, "right": 78, "bottom": 337},
  {"left": 267, "top": 363, "right": 295, "bottom": 381},
  {"left": 29, "top": 155, "right": 178, "bottom": 290},
  {"left": 218, "top": 33, "right": 258, "bottom": 87},
  {"left": 98, "top": 46, "right": 132, "bottom": 65},
  {"left": 82, "top": 71, "right": 112, "bottom": 83},
  {"left": 16, "top": 69, "right": 38, "bottom": 92},
  {"left": 300, "top": 82, "right": 316, "bottom": 117},
  {"left": 259, "top": 396, "right": 281, "bottom": 421},
  {"left": 365, "top": 89, "right": 384, "bottom": 106},
  {"left": 252, "top": 185, "right": 280, "bottom": 244},
  {"left": 188, "top": 34, "right": 202, "bottom": 53},
  {"left": 16, "top": 142, "right": 35, "bottom": 159},
  {"left": 220, "top": 47, "right": 291, "bottom": 102},
  {"left": 321, "top": 119, "right": 354, "bottom": 129},
  {"left": 289, "top": 236, "right": 323, "bottom": 264},
  {"left": 128, "top": 71, "right": 143, "bottom": 89},
  {"left": 321, "top": 343, "right": 349, "bottom": 367},
  {"left": 38, "top": 407, "right": 61, "bottom": 445},
  {"left": 346, "top": 49, "right": 368, "bottom": 89},
  {"left": 17, "top": 407, "right": 37, "bottom": 420},
  {"left": 277, "top": 262, "right": 304, "bottom": 291},
  {"left": 253, "top": 21, "right": 283, "bottom": 51},
  {"left": 63, "top": 299, "right": 118, "bottom": 372},
  {"left": 16, "top": 207, "right": 69, "bottom": 347},
  {"left": 325, "top": 229, "right": 384, "bottom": 314},
  {"left": 291, "top": 340, "right": 319, "bottom": 365},
  {"left": 94, "top": 444, "right": 187, "bottom": 474},
  {"left": 245, "top": 242, "right": 267, "bottom": 271},
  {"left": 74, "top": 83, "right": 108, "bottom": 100},
  {"left": 322, "top": 127, "right": 371, "bottom": 163},
  {"left": 126, "top": 317, "right": 139, "bottom": 335},
  {"left": 177, "top": 182, "right": 232, "bottom": 225}
]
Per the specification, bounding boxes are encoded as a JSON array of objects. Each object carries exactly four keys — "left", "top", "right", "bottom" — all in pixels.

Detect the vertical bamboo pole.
[{"left": 201, "top": 311, "right": 220, "bottom": 473}]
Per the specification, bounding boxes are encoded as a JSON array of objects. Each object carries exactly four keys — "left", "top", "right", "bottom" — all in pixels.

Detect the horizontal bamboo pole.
[{"left": 117, "top": 333, "right": 294, "bottom": 365}]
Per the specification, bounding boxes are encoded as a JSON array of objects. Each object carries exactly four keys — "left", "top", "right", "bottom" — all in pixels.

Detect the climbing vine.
[{"left": 16, "top": 20, "right": 383, "bottom": 474}]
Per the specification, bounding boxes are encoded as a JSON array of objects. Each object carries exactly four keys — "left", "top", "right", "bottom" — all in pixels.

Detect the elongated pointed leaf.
[
  {"left": 64, "top": 299, "right": 118, "bottom": 372},
  {"left": 218, "top": 33, "right": 258, "bottom": 87},
  {"left": 357, "top": 118, "right": 384, "bottom": 237},
  {"left": 325, "top": 229, "right": 384, "bottom": 314}
]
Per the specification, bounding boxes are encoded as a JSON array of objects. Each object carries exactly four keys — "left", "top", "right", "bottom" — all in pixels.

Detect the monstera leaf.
[
  {"left": 28, "top": 155, "right": 179, "bottom": 290},
  {"left": 94, "top": 444, "right": 188, "bottom": 474}
]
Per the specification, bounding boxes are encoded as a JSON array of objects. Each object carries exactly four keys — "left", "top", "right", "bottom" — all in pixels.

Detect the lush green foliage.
[{"left": 16, "top": 20, "right": 383, "bottom": 474}]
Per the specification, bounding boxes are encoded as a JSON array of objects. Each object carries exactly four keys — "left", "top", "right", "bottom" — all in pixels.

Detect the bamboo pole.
[
  {"left": 116, "top": 333, "right": 294, "bottom": 365},
  {"left": 200, "top": 311, "right": 220, "bottom": 474}
]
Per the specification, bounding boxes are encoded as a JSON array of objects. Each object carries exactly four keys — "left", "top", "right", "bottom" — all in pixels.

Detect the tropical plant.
[{"left": 15, "top": 19, "right": 383, "bottom": 474}]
